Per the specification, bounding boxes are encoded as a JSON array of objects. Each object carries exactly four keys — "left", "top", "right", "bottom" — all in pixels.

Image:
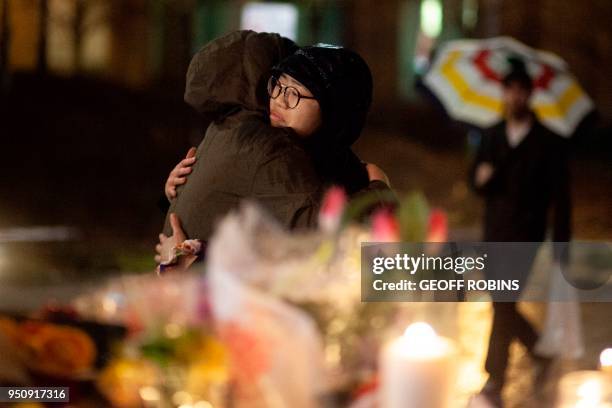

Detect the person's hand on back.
[
  {"left": 366, "top": 163, "right": 390, "bottom": 186},
  {"left": 155, "top": 213, "right": 198, "bottom": 274},
  {"left": 165, "top": 147, "right": 197, "bottom": 200}
]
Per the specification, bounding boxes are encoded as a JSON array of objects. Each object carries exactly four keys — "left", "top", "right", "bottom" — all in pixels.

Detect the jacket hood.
[{"left": 184, "top": 30, "right": 297, "bottom": 118}]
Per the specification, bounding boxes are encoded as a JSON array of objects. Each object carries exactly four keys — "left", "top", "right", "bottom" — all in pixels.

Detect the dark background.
[{"left": 0, "top": 0, "right": 610, "bottom": 283}]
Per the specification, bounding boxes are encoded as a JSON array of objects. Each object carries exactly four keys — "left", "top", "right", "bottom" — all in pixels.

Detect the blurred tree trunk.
[
  {"left": 74, "top": 0, "right": 85, "bottom": 73},
  {"left": 36, "top": 0, "right": 48, "bottom": 74},
  {"left": 0, "top": 0, "right": 9, "bottom": 75},
  {"left": 310, "top": 1, "right": 322, "bottom": 42},
  {"left": 0, "top": 0, "right": 9, "bottom": 93},
  {"left": 160, "top": 0, "right": 195, "bottom": 88}
]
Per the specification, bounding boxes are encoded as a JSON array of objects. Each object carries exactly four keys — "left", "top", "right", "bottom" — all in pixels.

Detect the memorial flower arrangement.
[
  {"left": 0, "top": 186, "right": 448, "bottom": 408},
  {"left": 203, "top": 186, "right": 448, "bottom": 406},
  {"left": 0, "top": 274, "right": 233, "bottom": 408},
  {"left": 72, "top": 274, "right": 231, "bottom": 407}
]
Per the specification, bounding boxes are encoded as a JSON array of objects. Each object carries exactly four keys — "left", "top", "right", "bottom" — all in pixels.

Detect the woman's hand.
[
  {"left": 155, "top": 213, "right": 197, "bottom": 274},
  {"left": 366, "top": 163, "right": 390, "bottom": 186},
  {"left": 165, "top": 147, "right": 197, "bottom": 200}
]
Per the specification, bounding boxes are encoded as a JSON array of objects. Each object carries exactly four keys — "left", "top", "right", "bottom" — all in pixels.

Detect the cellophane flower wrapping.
[
  {"left": 205, "top": 193, "right": 444, "bottom": 405},
  {"left": 207, "top": 202, "right": 340, "bottom": 408}
]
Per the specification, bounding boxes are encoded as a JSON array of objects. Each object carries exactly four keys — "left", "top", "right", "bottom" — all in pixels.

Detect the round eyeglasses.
[{"left": 267, "top": 76, "right": 316, "bottom": 109}]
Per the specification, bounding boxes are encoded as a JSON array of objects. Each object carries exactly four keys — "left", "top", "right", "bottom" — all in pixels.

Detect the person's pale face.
[
  {"left": 269, "top": 74, "right": 322, "bottom": 137},
  {"left": 503, "top": 82, "right": 532, "bottom": 119}
]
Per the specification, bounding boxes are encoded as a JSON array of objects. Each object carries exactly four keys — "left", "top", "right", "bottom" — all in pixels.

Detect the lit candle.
[
  {"left": 557, "top": 370, "right": 612, "bottom": 407},
  {"left": 380, "top": 322, "right": 456, "bottom": 408},
  {"left": 601, "top": 348, "right": 612, "bottom": 374}
]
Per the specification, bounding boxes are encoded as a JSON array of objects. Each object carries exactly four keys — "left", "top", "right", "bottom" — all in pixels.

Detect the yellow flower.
[
  {"left": 97, "top": 358, "right": 160, "bottom": 408},
  {"left": 185, "top": 336, "right": 229, "bottom": 393}
]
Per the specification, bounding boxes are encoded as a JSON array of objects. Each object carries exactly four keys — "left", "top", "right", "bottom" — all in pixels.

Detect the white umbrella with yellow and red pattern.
[{"left": 423, "top": 36, "right": 594, "bottom": 137}]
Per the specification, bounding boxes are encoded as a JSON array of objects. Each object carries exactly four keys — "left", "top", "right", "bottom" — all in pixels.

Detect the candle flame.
[
  {"left": 403, "top": 322, "right": 437, "bottom": 341},
  {"left": 600, "top": 348, "right": 612, "bottom": 369},
  {"left": 576, "top": 379, "right": 602, "bottom": 405},
  {"left": 399, "top": 322, "right": 450, "bottom": 359}
]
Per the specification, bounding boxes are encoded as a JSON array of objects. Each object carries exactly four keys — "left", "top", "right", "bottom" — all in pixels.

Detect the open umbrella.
[{"left": 423, "top": 36, "right": 594, "bottom": 137}]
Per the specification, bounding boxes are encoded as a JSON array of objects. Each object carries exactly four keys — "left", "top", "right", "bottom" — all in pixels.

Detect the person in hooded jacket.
[{"left": 155, "top": 31, "right": 392, "bottom": 270}]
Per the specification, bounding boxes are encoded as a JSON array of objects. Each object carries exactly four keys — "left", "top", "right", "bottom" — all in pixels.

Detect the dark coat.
[
  {"left": 163, "top": 31, "right": 377, "bottom": 241},
  {"left": 469, "top": 118, "right": 571, "bottom": 243}
]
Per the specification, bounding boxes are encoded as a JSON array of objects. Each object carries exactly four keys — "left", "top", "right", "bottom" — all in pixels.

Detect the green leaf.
[
  {"left": 398, "top": 191, "right": 429, "bottom": 241},
  {"left": 340, "top": 189, "right": 398, "bottom": 227}
]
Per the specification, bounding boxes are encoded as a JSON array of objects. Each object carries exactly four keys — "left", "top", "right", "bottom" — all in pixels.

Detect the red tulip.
[
  {"left": 318, "top": 186, "right": 347, "bottom": 232},
  {"left": 371, "top": 209, "right": 400, "bottom": 242},
  {"left": 427, "top": 209, "right": 448, "bottom": 242}
]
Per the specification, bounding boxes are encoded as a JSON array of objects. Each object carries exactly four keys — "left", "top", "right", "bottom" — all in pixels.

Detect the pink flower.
[
  {"left": 426, "top": 209, "right": 448, "bottom": 242},
  {"left": 218, "top": 322, "right": 270, "bottom": 385},
  {"left": 318, "top": 186, "right": 347, "bottom": 232},
  {"left": 371, "top": 209, "right": 400, "bottom": 242}
]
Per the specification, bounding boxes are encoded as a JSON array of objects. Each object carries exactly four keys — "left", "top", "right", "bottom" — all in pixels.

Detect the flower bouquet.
[
  {"left": 72, "top": 272, "right": 229, "bottom": 407},
  {"left": 205, "top": 187, "right": 449, "bottom": 406},
  {"left": 0, "top": 306, "right": 126, "bottom": 406},
  {"left": 0, "top": 314, "right": 97, "bottom": 380}
]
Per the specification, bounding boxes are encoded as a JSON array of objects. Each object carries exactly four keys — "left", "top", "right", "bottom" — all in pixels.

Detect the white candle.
[{"left": 380, "top": 322, "right": 456, "bottom": 408}]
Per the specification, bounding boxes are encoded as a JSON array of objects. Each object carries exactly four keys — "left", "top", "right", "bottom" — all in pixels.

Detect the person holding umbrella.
[{"left": 470, "top": 60, "right": 572, "bottom": 407}]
